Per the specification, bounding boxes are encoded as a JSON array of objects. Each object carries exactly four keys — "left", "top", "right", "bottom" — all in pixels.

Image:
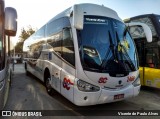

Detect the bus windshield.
[{"left": 77, "top": 16, "right": 138, "bottom": 73}]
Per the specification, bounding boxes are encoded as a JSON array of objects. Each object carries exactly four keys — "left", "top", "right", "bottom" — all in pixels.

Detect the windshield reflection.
[{"left": 77, "top": 16, "right": 138, "bottom": 73}]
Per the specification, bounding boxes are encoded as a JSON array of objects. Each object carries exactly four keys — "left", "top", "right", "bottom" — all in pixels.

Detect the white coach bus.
[
  {"left": 0, "top": 0, "right": 17, "bottom": 109},
  {"left": 23, "top": 3, "right": 152, "bottom": 106}
]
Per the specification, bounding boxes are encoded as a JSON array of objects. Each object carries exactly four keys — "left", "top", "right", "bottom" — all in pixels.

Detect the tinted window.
[
  {"left": 134, "top": 40, "right": 145, "bottom": 67},
  {"left": 29, "top": 41, "right": 45, "bottom": 59},
  {"left": 47, "top": 17, "right": 72, "bottom": 59},
  {"left": 77, "top": 16, "right": 138, "bottom": 73},
  {"left": 35, "top": 25, "right": 45, "bottom": 39},
  {"left": 62, "top": 28, "right": 75, "bottom": 66},
  {"left": 46, "top": 18, "right": 63, "bottom": 36},
  {"left": 47, "top": 31, "right": 62, "bottom": 56},
  {"left": 27, "top": 25, "right": 46, "bottom": 59},
  {"left": 145, "top": 47, "right": 160, "bottom": 69},
  {"left": 63, "top": 17, "right": 70, "bottom": 27},
  {"left": 46, "top": 17, "right": 70, "bottom": 37}
]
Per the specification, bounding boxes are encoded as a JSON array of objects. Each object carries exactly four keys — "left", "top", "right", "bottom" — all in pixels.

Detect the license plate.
[{"left": 114, "top": 94, "right": 124, "bottom": 100}]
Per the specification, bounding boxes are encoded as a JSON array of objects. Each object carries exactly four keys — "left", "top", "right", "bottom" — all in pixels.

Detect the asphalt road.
[{"left": 2, "top": 64, "right": 160, "bottom": 119}]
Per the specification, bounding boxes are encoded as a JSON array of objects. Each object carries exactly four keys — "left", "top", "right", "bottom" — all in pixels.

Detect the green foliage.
[
  {"left": 15, "top": 26, "right": 36, "bottom": 53},
  {"left": 14, "top": 41, "right": 23, "bottom": 53},
  {"left": 19, "top": 26, "right": 36, "bottom": 42}
]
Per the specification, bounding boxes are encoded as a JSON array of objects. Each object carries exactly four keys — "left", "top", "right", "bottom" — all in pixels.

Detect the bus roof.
[
  {"left": 124, "top": 14, "right": 160, "bottom": 39},
  {"left": 47, "top": 3, "right": 122, "bottom": 24},
  {"left": 124, "top": 14, "right": 160, "bottom": 22},
  {"left": 24, "top": 3, "right": 123, "bottom": 45}
]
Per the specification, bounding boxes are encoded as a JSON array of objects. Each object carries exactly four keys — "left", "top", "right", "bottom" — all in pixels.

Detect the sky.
[{"left": 5, "top": 0, "right": 160, "bottom": 45}]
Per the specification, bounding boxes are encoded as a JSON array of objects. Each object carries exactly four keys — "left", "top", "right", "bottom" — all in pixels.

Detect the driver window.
[{"left": 62, "top": 28, "right": 75, "bottom": 66}]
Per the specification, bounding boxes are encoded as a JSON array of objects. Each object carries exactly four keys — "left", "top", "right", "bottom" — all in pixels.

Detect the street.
[{"left": 2, "top": 64, "right": 160, "bottom": 119}]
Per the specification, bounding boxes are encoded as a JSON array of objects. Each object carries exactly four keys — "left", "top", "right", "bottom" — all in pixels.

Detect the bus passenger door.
[
  {"left": 51, "top": 65, "right": 61, "bottom": 93},
  {"left": 60, "top": 28, "right": 76, "bottom": 102}
]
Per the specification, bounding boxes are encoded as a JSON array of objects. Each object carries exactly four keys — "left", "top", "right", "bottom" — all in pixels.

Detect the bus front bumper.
[{"left": 73, "top": 85, "right": 140, "bottom": 106}]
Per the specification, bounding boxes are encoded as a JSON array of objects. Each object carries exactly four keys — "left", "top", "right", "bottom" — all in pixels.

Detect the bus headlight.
[
  {"left": 132, "top": 74, "right": 140, "bottom": 87},
  {"left": 0, "top": 79, "right": 5, "bottom": 90},
  {"left": 77, "top": 79, "right": 100, "bottom": 92}
]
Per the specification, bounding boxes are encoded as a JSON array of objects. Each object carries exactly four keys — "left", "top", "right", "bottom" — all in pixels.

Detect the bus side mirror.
[
  {"left": 5, "top": 7, "right": 17, "bottom": 36},
  {"left": 126, "top": 22, "right": 152, "bottom": 43},
  {"left": 73, "top": 5, "right": 84, "bottom": 30}
]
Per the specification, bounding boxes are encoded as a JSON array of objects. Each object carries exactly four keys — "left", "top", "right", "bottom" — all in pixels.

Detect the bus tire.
[
  {"left": 44, "top": 69, "right": 54, "bottom": 96},
  {"left": 25, "top": 63, "right": 30, "bottom": 76}
]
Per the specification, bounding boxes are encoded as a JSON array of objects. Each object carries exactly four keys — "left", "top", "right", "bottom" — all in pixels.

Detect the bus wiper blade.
[
  {"left": 116, "top": 31, "right": 136, "bottom": 71},
  {"left": 108, "top": 31, "right": 116, "bottom": 58},
  {"left": 101, "top": 31, "right": 117, "bottom": 69},
  {"left": 121, "top": 45, "right": 136, "bottom": 71}
]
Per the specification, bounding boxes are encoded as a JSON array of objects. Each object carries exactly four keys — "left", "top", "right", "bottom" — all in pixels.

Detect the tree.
[
  {"left": 19, "top": 25, "right": 36, "bottom": 42},
  {"left": 14, "top": 26, "right": 36, "bottom": 53}
]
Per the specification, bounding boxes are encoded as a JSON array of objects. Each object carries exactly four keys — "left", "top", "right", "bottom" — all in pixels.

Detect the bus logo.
[
  {"left": 127, "top": 76, "right": 135, "bottom": 82},
  {"left": 98, "top": 77, "right": 108, "bottom": 83},
  {"left": 63, "top": 78, "right": 74, "bottom": 90},
  {"left": 119, "top": 80, "right": 122, "bottom": 84},
  {"left": 115, "top": 80, "right": 123, "bottom": 88}
]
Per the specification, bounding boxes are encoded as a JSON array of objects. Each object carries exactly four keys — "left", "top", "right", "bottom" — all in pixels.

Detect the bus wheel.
[
  {"left": 45, "top": 77, "right": 54, "bottom": 95},
  {"left": 25, "top": 63, "right": 30, "bottom": 76}
]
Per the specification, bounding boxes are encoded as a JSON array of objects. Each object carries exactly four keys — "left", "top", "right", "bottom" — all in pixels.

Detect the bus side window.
[
  {"left": 146, "top": 48, "right": 160, "bottom": 68},
  {"left": 30, "top": 42, "right": 44, "bottom": 59},
  {"left": 145, "top": 48, "right": 154, "bottom": 68},
  {"left": 50, "top": 32, "right": 62, "bottom": 56},
  {"left": 147, "top": 58, "right": 154, "bottom": 68},
  {"left": 62, "top": 28, "right": 75, "bottom": 66},
  {"left": 153, "top": 48, "right": 160, "bottom": 68}
]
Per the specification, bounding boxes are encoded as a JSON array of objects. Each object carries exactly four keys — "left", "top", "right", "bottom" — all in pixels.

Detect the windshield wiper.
[
  {"left": 101, "top": 31, "right": 117, "bottom": 69},
  {"left": 116, "top": 31, "right": 136, "bottom": 71},
  {"left": 108, "top": 31, "right": 116, "bottom": 60}
]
